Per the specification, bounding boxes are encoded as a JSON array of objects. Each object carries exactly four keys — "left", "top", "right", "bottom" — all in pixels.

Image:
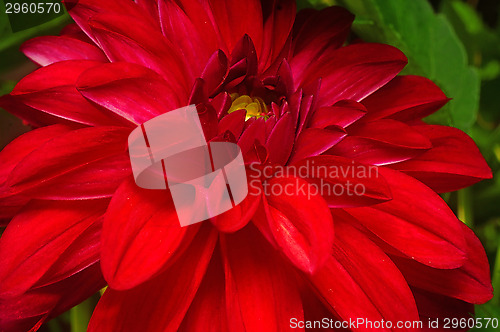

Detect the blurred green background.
[{"left": 0, "top": 0, "right": 499, "bottom": 330}]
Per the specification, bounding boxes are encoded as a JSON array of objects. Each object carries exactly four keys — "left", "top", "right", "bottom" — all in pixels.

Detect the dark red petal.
[
  {"left": 298, "top": 43, "right": 407, "bottom": 107},
  {"left": 238, "top": 117, "right": 266, "bottom": 157},
  {"left": 260, "top": 0, "right": 296, "bottom": 71},
  {"left": 0, "top": 200, "right": 107, "bottom": 298},
  {"left": 391, "top": 125, "right": 492, "bottom": 192},
  {"left": 391, "top": 223, "right": 493, "bottom": 304},
  {"left": 412, "top": 288, "right": 474, "bottom": 331},
  {"left": 289, "top": 126, "right": 347, "bottom": 163},
  {"left": 344, "top": 168, "right": 467, "bottom": 269},
  {"left": 292, "top": 156, "right": 392, "bottom": 208},
  {"left": 88, "top": 224, "right": 217, "bottom": 332},
  {"left": 329, "top": 119, "right": 432, "bottom": 165},
  {"left": 77, "top": 62, "right": 182, "bottom": 125},
  {"left": 266, "top": 111, "right": 296, "bottom": 164},
  {"left": 362, "top": 75, "right": 449, "bottom": 122},
  {"left": 308, "top": 100, "right": 367, "bottom": 129},
  {"left": 291, "top": 6, "right": 353, "bottom": 74},
  {"left": 21, "top": 36, "right": 107, "bottom": 66},
  {"left": 7, "top": 126, "right": 130, "bottom": 198},
  {"left": 310, "top": 216, "right": 419, "bottom": 329},
  {"left": 101, "top": 178, "right": 198, "bottom": 290},
  {"left": 221, "top": 225, "right": 304, "bottom": 332},
  {"left": 218, "top": 109, "right": 246, "bottom": 140},
  {"left": 257, "top": 175, "right": 334, "bottom": 273},
  {"left": 8, "top": 60, "right": 118, "bottom": 126},
  {"left": 200, "top": 50, "right": 229, "bottom": 96}
]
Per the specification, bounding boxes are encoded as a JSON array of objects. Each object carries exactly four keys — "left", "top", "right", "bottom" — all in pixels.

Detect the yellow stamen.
[{"left": 228, "top": 94, "right": 268, "bottom": 120}]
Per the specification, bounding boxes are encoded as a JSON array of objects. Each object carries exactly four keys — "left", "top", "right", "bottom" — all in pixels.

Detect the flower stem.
[
  {"left": 492, "top": 244, "right": 500, "bottom": 305},
  {"left": 458, "top": 188, "right": 474, "bottom": 227},
  {"left": 70, "top": 298, "right": 93, "bottom": 332}
]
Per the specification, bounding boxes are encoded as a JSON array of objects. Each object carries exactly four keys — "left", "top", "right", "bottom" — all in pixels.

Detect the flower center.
[{"left": 228, "top": 94, "right": 269, "bottom": 120}]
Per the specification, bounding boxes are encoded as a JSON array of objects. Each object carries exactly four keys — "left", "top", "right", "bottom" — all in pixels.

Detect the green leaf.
[
  {"left": 472, "top": 302, "right": 500, "bottom": 331},
  {"left": 326, "top": 0, "right": 480, "bottom": 131}
]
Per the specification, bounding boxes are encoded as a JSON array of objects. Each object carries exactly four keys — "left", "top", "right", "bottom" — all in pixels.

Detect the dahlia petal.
[
  {"left": 298, "top": 43, "right": 407, "bottom": 106},
  {"left": 329, "top": 119, "right": 432, "bottom": 165},
  {"left": 35, "top": 218, "right": 102, "bottom": 288},
  {"left": 260, "top": 0, "right": 296, "bottom": 71},
  {"left": 7, "top": 127, "right": 130, "bottom": 197},
  {"left": 179, "top": 250, "right": 228, "bottom": 332},
  {"left": 310, "top": 217, "right": 419, "bottom": 329},
  {"left": 289, "top": 126, "right": 347, "bottom": 164},
  {"left": 308, "top": 100, "right": 367, "bottom": 129},
  {"left": 256, "top": 176, "right": 334, "bottom": 273},
  {"left": 200, "top": 50, "right": 229, "bottom": 96},
  {"left": 88, "top": 224, "right": 217, "bottom": 332},
  {"left": 266, "top": 111, "right": 296, "bottom": 164},
  {"left": 88, "top": 13, "right": 189, "bottom": 96},
  {"left": 391, "top": 223, "right": 493, "bottom": 304},
  {"left": 210, "top": 169, "right": 262, "bottom": 233},
  {"left": 0, "top": 200, "right": 107, "bottom": 298},
  {"left": 218, "top": 109, "right": 246, "bottom": 140},
  {"left": 159, "top": 0, "right": 217, "bottom": 78},
  {"left": 362, "top": 75, "right": 449, "bottom": 122},
  {"left": 221, "top": 226, "right": 304, "bottom": 331},
  {"left": 7, "top": 60, "right": 118, "bottom": 126},
  {"left": 77, "top": 62, "right": 182, "bottom": 124},
  {"left": 0, "top": 263, "right": 105, "bottom": 332},
  {"left": 101, "top": 178, "right": 198, "bottom": 290},
  {"left": 344, "top": 168, "right": 467, "bottom": 269},
  {"left": 291, "top": 6, "right": 353, "bottom": 74},
  {"left": 292, "top": 156, "right": 392, "bottom": 208},
  {"left": 21, "top": 36, "right": 107, "bottom": 66},
  {"left": 391, "top": 125, "right": 492, "bottom": 192},
  {"left": 65, "top": 0, "right": 155, "bottom": 44},
  {"left": 412, "top": 288, "right": 474, "bottom": 331},
  {"left": 207, "top": 0, "right": 263, "bottom": 56},
  {"left": 238, "top": 117, "right": 266, "bottom": 157}
]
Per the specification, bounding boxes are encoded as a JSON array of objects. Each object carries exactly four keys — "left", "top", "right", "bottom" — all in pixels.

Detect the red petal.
[
  {"left": 88, "top": 13, "right": 190, "bottom": 97},
  {"left": 362, "top": 75, "right": 449, "bottom": 122},
  {"left": 310, "top": 216, "right": 419, "bottom": 329},
  {"left": 298, "top": 43, "right": 407, "bottom": 107},
  {"left": 77, "top": 62, "right": 182, "bottom": 125},
  {"left": 308, "top": 100, "right": 367, "bottom": 129},
  {"left": 8, "top": 60, "right": 118, "bottom": 126},
  {"left": 21, "top": 36, "right": 107, "bottom": 66},
  {"left": 289, "top": 126, "right": 347, "bottom": 163},
  {"left": 344, "top": 168, "right": 467, "bottom": 268},
  {"left": 7, "top": 126, "right": 130, "bottom": 198},
  {"left": 207, "top": 0, "right": 263, "bottom": 56},
  {"left": 255, "top": 175, "right": 334, "bottom": 273},
  {"left": 0, "top": 263, "right": 105, "bottom": 332},
  {"left": 291, "top": 6, "right": 353, "bottom": 74},
  {"left": 218, "top": 109, "right": 246, "bottom": 140},
  {"left": 391, "top": 223, "right": 493, "bottom": 304},
  {"left": 292, "top": 156, "right": 392, "bottom": 208},
  {"left": 260, "top": 0, "right": 296, "bottom": 71},
  {"left": 266, "top": 111, "right": 296, "bottom": 164},
  {"left": 179, "top": 249, "right": 228, "bottom": 332},
  {"left": 88, "top": 224, "right": 217, "bottom": 332},
  {"left": 329, "top": 119, "right": 432, "bottom": 165},
  {"left": 221, "top": 225, "right": 304, "bottom": 331},
  {"left": 391, "top": 125, "right": 492, "bottom": 192},
  {"left": 0, "top": 200, "right": 107, "bottom": 298},
  {"left": 101, "top": 178, "right": 198, "bottom": 289}
]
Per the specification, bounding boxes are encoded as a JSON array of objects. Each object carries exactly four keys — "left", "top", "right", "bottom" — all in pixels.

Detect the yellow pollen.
[{"left": 228, "top": 94, "right": 268, "bottom": 120}]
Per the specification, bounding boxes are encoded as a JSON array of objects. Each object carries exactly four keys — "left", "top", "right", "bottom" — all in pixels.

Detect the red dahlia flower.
[{"left": 0, "top": 0, "right": 494, "bottom": 331}]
